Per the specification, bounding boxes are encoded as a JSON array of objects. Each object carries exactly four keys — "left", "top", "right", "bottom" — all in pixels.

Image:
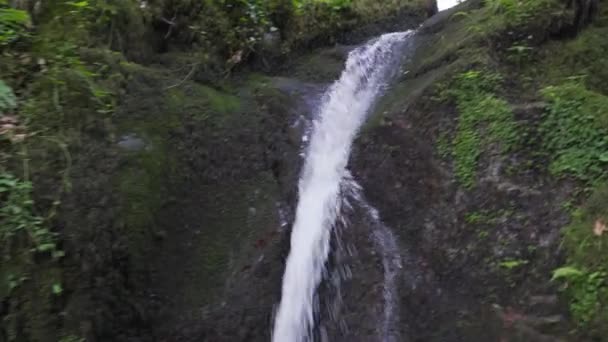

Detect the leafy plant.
[
  {"left": 484, "top": 0, "right": 562, "bottom": 28},
  {"left": 0, "top": 80, "right": 16, "bottom": 111},
  {"left": 499, "top": 259, "right": 529, "bottom": 270},
  {"left": 553, "top": 267, "right": 607, "bottom": 328},
  {"left": 0, "top": 0, "right": 30, "bottom": 46},
  {"left": 539, "top": 81, "right": 608, "bottom": 181},
  {"left": 557, "top": 184, "right": 608, "bottom": 334},
  {"left": 0, "top": 172, "right": 59, "bottom": 257},
  {"left": 552, "top": 266, "right": 584, "bottom": 280},
  {"left": 447, "top": 70, "right": 518, "bottom": 187}
]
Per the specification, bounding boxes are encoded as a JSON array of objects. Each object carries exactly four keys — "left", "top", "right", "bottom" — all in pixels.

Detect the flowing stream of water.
[{"left": 272, "top": 31, "right": 414, "bottom": 342}]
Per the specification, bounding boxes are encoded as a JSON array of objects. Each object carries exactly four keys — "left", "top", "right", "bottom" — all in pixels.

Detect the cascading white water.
[{"left": 272, "top": 31, "right": 413, "bottom": 342}]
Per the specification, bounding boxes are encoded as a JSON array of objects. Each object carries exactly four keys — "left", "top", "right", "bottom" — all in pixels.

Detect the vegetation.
[
  {"left": 4, "top": 0, "right": 608, "bottom": 339},
  {"left": 444, "top": 70, "right": 518, "bottom": 188},
  {"left": 539, "top": 81, "right": 608, "bottom": 181},
  {"left": 0, "top": 0, "right": 431, "bottom": 340},
  {"left": 0, "top": 172, "right": 59, "bottom": 256},
  {"left": 442, "top": 0, "right": 608, "bottom": 338},
  {"left": 554, "top": 184, "right": 608, "bottom": 336},
  {"left": 0, "top": 0, "right": 29, "bottom": 46},
  {"left": 432, "top": 1, "right": 608, "bottom": 335}
]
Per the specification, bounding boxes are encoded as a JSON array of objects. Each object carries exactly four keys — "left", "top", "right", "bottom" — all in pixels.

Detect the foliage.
[
  {"left": 446, "top": 70, "right": 518, "bottom": 188},
  {"left": 539, "top": 81, "right": 608, "bottom": 181},
  {"left": 0, "top": 0, "right": 30, "bottom": 46},
  {"left": 465, "top": 209, "right": 512, "bottom": 224},
  {"left": 451, "top": 0, "right": 565, "bottom": 48},
  {"left": 436, "top": 131, "right": 451, "bottom": 158},
  {"left": 553, "top": 266, "right": 607, "bottom": 329},
  {"left": 558, "top": 184, "right": 608, "bottom": 335},
  {"left": 485, "top": 0, "right": 560, "bottom": 26},
  {"left": 0, "top": 79, "right": 16, "bottom": 111},
  {"left": 0, "top": 172, "right": 59, "bottom": 257},
  {"left": 499, "top": 259, "right": 528, "bottom": 270},
  {"left": 168, "top": 0, "right": 422, "bottom": 56}
]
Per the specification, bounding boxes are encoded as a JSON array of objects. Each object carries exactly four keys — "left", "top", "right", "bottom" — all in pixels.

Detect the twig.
[
  {"left": 160, "top": 16, "right": 176, "bottom": 26},
  {"left": 161, "top": 13, "right": 177, "bottom": 39},
  {"left": 165, "top": 63, "right": 199, "bottom": 90}
]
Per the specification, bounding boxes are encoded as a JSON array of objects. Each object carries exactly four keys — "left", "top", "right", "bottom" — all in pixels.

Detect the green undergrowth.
[
  {"left": 0, "top": 171, "right": 65, "bottom": 341},
  {"left": 544, "top": 80, "right": 608, "bottom": 339},
  {"left": 555, "top": 185, "right": 608, "bottom": 337},
  {"left": 0, "top": 0, "right": 29, "bottom": 46},
  {"left": 531, "top": 8, "right": 608, "bottom": 94},
  {"left": 539, "top": 81, "right": 608, "bottom": 182},
  {"left": 443, "top": 70, "right": 518, "bottom": 188},
  {"left": 413, "top": 0, "right": 608, "bottom": 336},
  {"left": 526, "top": 7, "right": 608, "bottom": 336},
  {"left": 452, "top": 0, "right": 566, "bottom": 45}
]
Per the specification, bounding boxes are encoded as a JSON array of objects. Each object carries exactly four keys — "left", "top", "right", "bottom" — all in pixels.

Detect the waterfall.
[{"left": 272, "top": 31, "right": 414, "bottom": 342}]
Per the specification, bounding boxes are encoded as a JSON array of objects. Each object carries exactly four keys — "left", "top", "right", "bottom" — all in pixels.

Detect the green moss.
[
  {"left": 200, "top": 86, "right": 242, "bottom": 114},
  {"left": 117, "top": 126, "right": 178, "bottom": 262},
  {"left": 448, "top": 70, "right": 518, "bottom": 188},
  {"left": 165, "top": 84, "right": 242, "bottom": 123}
]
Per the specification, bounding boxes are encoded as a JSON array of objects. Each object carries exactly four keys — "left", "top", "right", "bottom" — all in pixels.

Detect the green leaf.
[
  {"left": 552, "top": 266, "right": 584, "bottom": 281},
  {"left": 499, "top": 259, "right": 528, "bottom": 269},
  {"left": 37, "top": 243, "right": 56, "bottom": 252},
  {"left": 52, "top": 283, "right": 63, "bottom": 295},
  {"left": 0, "top": 80, "right": 17, "bottom": 111},
  {"left": 67, "top": 1, "right": 89, "bottom": 8},
  {"left": 599, "top": 152, "right": 608, "bottom": 162},
  {"left": 52, "top": 250, "right": 66, "bottom": 259}
]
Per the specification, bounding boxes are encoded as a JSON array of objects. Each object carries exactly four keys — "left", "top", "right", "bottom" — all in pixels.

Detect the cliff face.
[
  {"left": 3, "top": 0, "right": 608, "bottom": 341},
  {"left": 1, "top": 1, "right": 432, "bottom": 341},
  {"left": 350, "top": 0, "right": 608, "bottom": 340}
]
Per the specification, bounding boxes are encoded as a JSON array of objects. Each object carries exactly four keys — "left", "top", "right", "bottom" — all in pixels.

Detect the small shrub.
[
  {"left": 0, "top": 172, "right": 59, "bottom": 258},
  {"left": 0, "top": 0, "right": 30, "bottom": 46}
]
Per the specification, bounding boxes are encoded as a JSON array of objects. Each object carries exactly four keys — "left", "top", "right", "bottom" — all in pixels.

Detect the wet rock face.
[
  {"left": 344, "top": 14, "right": 574, "bottom": 340},
  {"left": 350, "top": 95, "right": 571, "bottom": 341}
]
